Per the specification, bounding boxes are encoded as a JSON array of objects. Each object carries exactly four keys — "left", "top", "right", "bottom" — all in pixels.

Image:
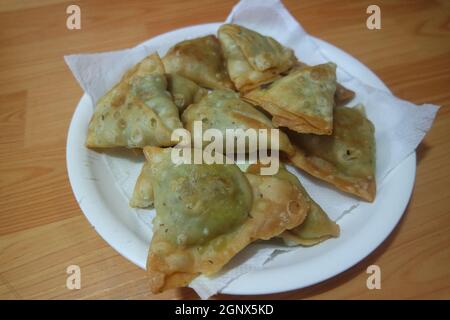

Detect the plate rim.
[{"left": 66, "top": 22, "right": 416, "bottom": 296}]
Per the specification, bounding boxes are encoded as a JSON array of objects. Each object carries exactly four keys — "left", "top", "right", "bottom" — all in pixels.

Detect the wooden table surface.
[{"left": 1, "top": 0, "right": 449, "bottom": 300}]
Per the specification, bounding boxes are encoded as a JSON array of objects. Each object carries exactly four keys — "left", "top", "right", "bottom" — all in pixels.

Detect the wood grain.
[{"left": 0, "top": 0, "right": 449, "bottom": 299}]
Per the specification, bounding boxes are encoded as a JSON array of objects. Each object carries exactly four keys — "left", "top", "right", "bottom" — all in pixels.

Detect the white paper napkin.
[{"left": 65, "top": 0, "right": 439, "bottom": 299}]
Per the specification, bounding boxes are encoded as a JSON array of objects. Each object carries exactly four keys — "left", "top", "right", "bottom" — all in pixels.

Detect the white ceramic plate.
[{"left": 66, "top": 23, "right": 415, "bottom": 295}]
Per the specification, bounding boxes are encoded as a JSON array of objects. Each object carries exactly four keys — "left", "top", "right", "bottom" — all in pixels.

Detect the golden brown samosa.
[
  {"left": 86, "top": 53, "right": 182, "bottom": 149},
  {"left": 181, "top": 90, "right": 295, "bottom": 156},
  {"left": 244, "top": 63, "right": 337, "bottom": 135},
  {"left": 166, "top": 73, "right": 207, "bottom": 112},
  {"left": 289, "top": 61, "right": 354, "bottom": 106},
  {"left": 142, "top": 147, "right": 309, "bottom": 292},
  {"left": 218, "top": 24, "right": 296, "bottom": 92},
  {"left": 288, "top": 105, "right": 376, "bottom": 202},
  {"left": 246, "top": 163, "right": 339, "bottom": 246},
  {"left": 163, "top": 35, "right": 234, "bottom": 90}
]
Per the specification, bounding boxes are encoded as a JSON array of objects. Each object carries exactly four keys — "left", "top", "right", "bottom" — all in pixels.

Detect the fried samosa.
[
  {"left": 244, "top": 62, "right": 337, "bottom": 135},
  {"left": 246, "top": 163, "right": 339, "bottom": 246},
  {"left": 86, "top": 53, "right": 183, "bottom": 149},
  {"left": 288, "top": 105, "right": 376, "bottom": 202},
  {"left": 129, "top": 162, "right": 154, "bottom": 208},
  {"left": 289, "top": 61, "right": 354, "bottom": 107},
  {"left": 218, "top": 24, "right": 296, "bottom": 92},
  {"left": 335, "top": 83, "right": 355, "bottom": 106},
  {"left": 162, "top": 35, "right": 234, "bottom": 90},
  {"left": 166, "top": 73, "right": 207, "bottom": 112},
  {"left": 281, "top": 203, "right": 340, "bottom": 246},
  {"left": 143, "top": 147, "right": 309, "bottom": 292},
  {"left": 181, "top": 90, "right": 295, "bottom": 156}
]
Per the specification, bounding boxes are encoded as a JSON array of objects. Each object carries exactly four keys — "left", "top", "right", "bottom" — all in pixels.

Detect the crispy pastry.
[
  {"left": 86, "top": 53, "right": 182, "bottom": 148},
  {"left": 274, "top": 168, "right": 339, "bottom": 246},
  {"left": 218, "top": 24, "right": 296, "bottom": 92},
  {"left": 281, "top": 202, "right": 340, "bottom": 246},
  {"left": 288, "top": 105, "right": 376, "bottom": 202},
  {"left": 334, "top": 83, "right": 355, "bottom": 106},
  {"left": 130, "top": 162, "right": 154, "bottom": 208},
  {"left": 244, "top": 62, "right": 337, "bottom": 135},
  {"left": 288, "top": 61, "right": 354, "bottom": 106},
  {"left": 166, "top": 74, "right": 207, "bottom": 112},
  {"left": 162, "top": 35, "right": 234, "bottom": 90},
  {"left": 181, "top": 90, "right": 295, "bottom": 156},
  {"left": 246, "top": 163, "right": 339, "bottom": 246},
  {"left": 142, "top": 147, "right": 309, "bottom": 292}
]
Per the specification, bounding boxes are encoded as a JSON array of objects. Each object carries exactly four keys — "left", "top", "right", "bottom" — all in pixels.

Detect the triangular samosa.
[
  {"left": 86, "top": 53, "right": 182, "bottom": 148},
  {"left": 141, "top": 147, "right": 309, "bottom": 292},
  {"left": 246, "top": 163, "right": 339, "bottom": 246},
  {"left": 288, "top": 105, "right": 376, "bottom": 201},
  {"left": 162, "top": 35, "right": 234, "bottom": 90},
  {"left": 181, "top": 90, "right": 295, "bottom": 156},
  {"left": 289, "top": 61, "right": 354, "bottom": 106},
  {"left": 166, "top": 73, "right": 207, "bottom": 112},
  {"left": 244, "top": 63, "right": 337, "bottom": 135},
  {"left": 218, "top": 24, "right": 296, "bottom": 92}
]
